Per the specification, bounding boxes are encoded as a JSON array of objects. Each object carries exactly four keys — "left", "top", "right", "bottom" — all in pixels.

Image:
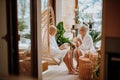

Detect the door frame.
[
  {"left": 6, "top": 0, "right": 38, "bottom": 77},
  {"left": 30, "top": 0, "right": 38, "bottom": 77},
  {"left": 6, "top": 0, "right": 19, "bottom": 75}
]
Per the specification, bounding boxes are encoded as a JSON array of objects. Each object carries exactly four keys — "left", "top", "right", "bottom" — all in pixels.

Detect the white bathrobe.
[
  {"left": 50, "top": 36, "right": 69, "bottom": 59},
  {"left": 77, "top": 33, "right": 96, "bottom": 56}
]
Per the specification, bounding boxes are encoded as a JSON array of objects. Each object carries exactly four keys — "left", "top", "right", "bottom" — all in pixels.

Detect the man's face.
[{"left": 49, "top": 27, "right": 57, "bottom": 36}]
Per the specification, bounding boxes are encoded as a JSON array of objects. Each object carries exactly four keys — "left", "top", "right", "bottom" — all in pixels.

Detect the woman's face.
[{"left": 79, "top": 27, "right": 86, "bottom": 37}]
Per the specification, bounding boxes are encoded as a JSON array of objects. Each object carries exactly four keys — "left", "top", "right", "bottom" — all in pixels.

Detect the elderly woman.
[
  {"left": 73, "top": 25, "right": 97, "bottom": 70},
  {"left": 49, "top": 25, "right": 78, "bottom": 74}
]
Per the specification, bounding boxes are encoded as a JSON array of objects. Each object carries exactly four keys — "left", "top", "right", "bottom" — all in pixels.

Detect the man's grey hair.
[{"left": 79, "top": 25, "right": 89, "bottom": 33}]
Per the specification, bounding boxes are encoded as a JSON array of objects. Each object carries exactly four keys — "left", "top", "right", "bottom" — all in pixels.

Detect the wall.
[
  {"left": 37, "top": 0, "right": 42, "bottom": 79},
  {"left": 56, "top": 0, "right": 62, "bottom": 24},
  {"left": 104, "top": 0, "right": 120, "bottom": 79},
  {"left": 105, "top": 0, "right": 120, "bottom": 38},
  {"left": 0, "top": 0, "right": 8, "bottom": 75},
  {"left": 61, "top": 0, "right": 75, "bottom": 31},
  {"left": 105, "top": 0, "right": 120, "bottom": 52}
]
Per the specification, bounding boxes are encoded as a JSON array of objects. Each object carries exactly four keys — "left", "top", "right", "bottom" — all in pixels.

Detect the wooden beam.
[
  {"left": 48, "top": 0, "right": 56, "bottom": 24},
  {"left": 75, "top": 0, "right": 78, "bottom": 9}
]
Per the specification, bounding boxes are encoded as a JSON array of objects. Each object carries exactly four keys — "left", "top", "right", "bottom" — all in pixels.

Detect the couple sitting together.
[{"left": 49, "top": 25, "right": 98, "bottom": 75}]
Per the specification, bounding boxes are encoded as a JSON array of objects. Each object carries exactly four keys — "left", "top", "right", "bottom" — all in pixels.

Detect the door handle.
[
  {"left": 112, "top": 57, "right": 120, "bottom": 62},
  {"left": 1, "top": 34, "right": 20, "bottom": 42},
  {"left": 1, "top": 34, "right": 8, "bottom": 42}
]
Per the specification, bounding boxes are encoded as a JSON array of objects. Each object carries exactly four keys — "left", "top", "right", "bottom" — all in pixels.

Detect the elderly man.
[
  {"left": 73, "top": 25, "right": 97, "bottom": 70},
  {"left": 49, "top": 25, "right": 69, "bottom": 64}
]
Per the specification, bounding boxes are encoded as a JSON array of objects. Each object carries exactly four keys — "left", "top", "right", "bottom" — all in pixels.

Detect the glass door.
[{"left": 17, "top": 0, "right": 31, "bottom": 76}]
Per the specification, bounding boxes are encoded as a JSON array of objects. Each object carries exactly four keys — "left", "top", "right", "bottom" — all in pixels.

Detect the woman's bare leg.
[
  {"left": 63, "top": 50, "right": 72, "bottom": 72},
  {"left": 73, "top": 49, "right": 79, "bottom": 69},
  {"left": 68, "top": 50, "right": 76, "bottom": 72},
  {"left": 73, "top": 48, "right": 82, "bottom": 69},
  {"left": 63, "top": 50, "right": 78, "bottom": 74}
]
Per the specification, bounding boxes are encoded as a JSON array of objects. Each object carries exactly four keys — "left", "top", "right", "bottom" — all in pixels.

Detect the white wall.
[
  {"left": 56, "top": 0, "right": 62, "bottom": 24},
  {"left": 61, "top": 0, "right": 75, "bottom": 31},
  {"left": 0, "top": 0, "right": 8, "bottom": 75},
  {"left": 56, "top": 0, "right": 75, "bottom": 31}
]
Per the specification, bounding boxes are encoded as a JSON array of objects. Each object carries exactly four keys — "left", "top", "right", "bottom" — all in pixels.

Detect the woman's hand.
[
  {"left": 75, "top": 38, "right": 82, "bottom": 47},
  {"left": 59, "top": 44, "right": 65, "bottom": 50},
  {"left": 77, "top": 38, "right": 82, "bottom": 45},
  {"left": 75, "top": 41, "right": 79, "bottom": 47},
  {"left": 59, "top": 43, "right": 68, "bottom": 50}
]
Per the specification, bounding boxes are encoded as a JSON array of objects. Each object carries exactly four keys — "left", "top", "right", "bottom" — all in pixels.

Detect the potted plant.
[
  {"left": 55, "top": 21, "right": 70, "bottom": 47},
  {"left": 91, "top": 53, "right": 101, "bottom": 80},
  {"left": 89, "top": 30, "right": 101, "bottom": 49},
  {"left": 89, "top": 29, "right": 101, "bottom": 80}
]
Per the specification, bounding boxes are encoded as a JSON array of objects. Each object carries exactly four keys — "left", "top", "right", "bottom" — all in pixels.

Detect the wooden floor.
[
  {"left": 42, "top": 60, "right": 80, "bottom": 80},
  {"left": 0, "top": 75, "right": 36, "bottom": 80}
]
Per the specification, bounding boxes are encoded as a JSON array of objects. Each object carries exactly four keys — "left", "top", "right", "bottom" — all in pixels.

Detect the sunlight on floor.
[{"left": 42, "top": 60, "right": 79, "bottom": 80}]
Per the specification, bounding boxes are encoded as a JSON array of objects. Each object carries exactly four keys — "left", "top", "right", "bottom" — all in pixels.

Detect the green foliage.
[
  {"left": 91, "top": 53, "right": 101, "bottom": 80},
  {"left": 22, "top": 33, "right": 31, "bottom": 39},
  {"left": 74, "top": 15, "right": 80, "bottom": 24},
  {"left": 18, "top": 19, "right": 27, "bottom": 31},
  {"left": 74, "top": 9, "right": 80, "bottom": 24},
  {"left": 89, "top": 30, "right": 101, "bottom": 48},
  {"left": 89, "top": 30, "right": 101, "bottom": 80},
  {"left": 89, "top": 30, "right": 101, "bottom": 79},
  {"left": 55, "top": 22, "right": 70, "bottom": 46}
]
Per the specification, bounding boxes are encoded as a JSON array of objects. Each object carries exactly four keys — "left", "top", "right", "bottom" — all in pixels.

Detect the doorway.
[
  {"left": 6, "top": 0, "right": 38, "bottom": 78},
  {"left": 17, "top": 0, "right": 31, "bottom": 76},
  {"left": 41, "top": 0, "right": 103, "bottom": 80}
]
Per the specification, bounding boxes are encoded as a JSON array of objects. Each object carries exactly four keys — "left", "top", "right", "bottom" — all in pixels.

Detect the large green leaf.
[
  {"left": 55, "top": 21, "right": 70, "bottom": 46},
  {"left": 89, "top": 30, "right": 101, "bottom": 45}
]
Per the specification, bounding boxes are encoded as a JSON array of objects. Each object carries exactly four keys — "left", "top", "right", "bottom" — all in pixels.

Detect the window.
[
  {"left": 41, "top": 0, "right": 48, "bottom": 12},
  {"left": 78, "top": 0, "right": 102, "bottom": 31},
  {"left": 78, "top": 0, "right": 102, "bottom": 48}
]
